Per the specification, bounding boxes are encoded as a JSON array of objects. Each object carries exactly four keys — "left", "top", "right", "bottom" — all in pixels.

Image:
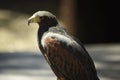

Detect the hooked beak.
[
  {"left": 27, "top": 15, "right": 40, "bottom": 26},
  {"left": 28, "top": 18, "right": 31, "bottom": 26}
]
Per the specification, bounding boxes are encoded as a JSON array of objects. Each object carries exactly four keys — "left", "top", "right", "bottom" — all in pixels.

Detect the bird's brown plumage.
[
  {"left": 45, "top": 36, "right": 87, "bottom": 80},
  {"left": 43, "top": 35, "right": 98, "bottom": 80}
]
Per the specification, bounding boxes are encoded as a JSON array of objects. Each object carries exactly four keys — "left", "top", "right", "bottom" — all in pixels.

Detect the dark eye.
[
  {"left": 40, "top": 16, "right": 42, "bottom": 19},
  {"left": 40, "top": 16, "right": 44, "bottom": 20}
]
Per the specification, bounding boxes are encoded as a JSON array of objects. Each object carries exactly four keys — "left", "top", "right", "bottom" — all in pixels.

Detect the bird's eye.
[
  {"left": 40, "top": 17, "right": 42, "bottom": 19},
  {"left": 40, "top": 16, "right": 44, "bottom": 20}
]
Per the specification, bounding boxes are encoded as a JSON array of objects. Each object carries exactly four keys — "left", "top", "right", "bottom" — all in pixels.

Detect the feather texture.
[{"left": 40, "top": 27, "right": 99, "bottom": 80}]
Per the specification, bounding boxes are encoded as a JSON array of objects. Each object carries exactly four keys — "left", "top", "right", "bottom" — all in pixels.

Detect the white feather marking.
[
  {"left": 41, "top": 32, "right": 79, "bottom": 48},
  {"left": 34, "top": 11, "right": 56, "bottom": 18}
]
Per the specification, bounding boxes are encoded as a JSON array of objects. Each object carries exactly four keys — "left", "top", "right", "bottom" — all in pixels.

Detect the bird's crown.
[{"left": 33, "top": 11, "right": 56, "bottom": 18}]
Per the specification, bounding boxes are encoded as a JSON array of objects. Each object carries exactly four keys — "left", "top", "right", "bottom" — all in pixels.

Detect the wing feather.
[{"left": 41, "top": 32, "right": 98, "bottom": 80}]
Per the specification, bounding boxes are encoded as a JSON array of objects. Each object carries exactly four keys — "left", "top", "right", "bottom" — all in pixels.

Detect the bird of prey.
[{"left": 28, "top": 11, "right": 99, "bottom": 80}]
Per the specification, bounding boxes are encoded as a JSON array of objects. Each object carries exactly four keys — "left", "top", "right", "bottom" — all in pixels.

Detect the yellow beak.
[{"left": 28, "top": 15, "right": 40, "bottom": 26}]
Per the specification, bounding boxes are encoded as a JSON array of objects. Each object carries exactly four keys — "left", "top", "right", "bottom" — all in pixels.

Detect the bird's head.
[{"left": 28, "top": 11, "right": 58, "bottom": 27}]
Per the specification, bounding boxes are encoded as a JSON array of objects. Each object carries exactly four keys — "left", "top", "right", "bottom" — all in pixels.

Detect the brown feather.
[{"left": 43, "top": 36, "right": 98, "bottom": 80}]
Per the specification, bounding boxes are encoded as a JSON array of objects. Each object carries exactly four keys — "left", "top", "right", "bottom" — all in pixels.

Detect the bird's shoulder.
[
  {"left": 41, "top": 26, "right": 87, "bottom": 56},
  {"left": 48, "top": 26, "right": 67, "bottom": 35},
  {"left": 41, "top": 26, "right": 78, "bottom": 49}
]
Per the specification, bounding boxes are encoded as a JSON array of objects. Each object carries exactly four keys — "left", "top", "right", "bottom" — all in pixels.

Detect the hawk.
[{"left": 28, "top": 11, "right": 99, "bottom": 80}]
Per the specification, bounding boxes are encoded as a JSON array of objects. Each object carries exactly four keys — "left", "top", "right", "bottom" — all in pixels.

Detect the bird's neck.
[
  {"left": 37, "top": 18, "right": 58, "bottom": 41},
  {"left": 38, "top": 25, "right": 49, "bottom": 42},
  {"left": 37, "top": 25, "right": 49, "bottom": 52}
]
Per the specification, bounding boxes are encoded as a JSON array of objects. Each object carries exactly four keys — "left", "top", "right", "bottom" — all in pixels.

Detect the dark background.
[{"left": 0, "top": 0, "right": 115, "bottom": 44}]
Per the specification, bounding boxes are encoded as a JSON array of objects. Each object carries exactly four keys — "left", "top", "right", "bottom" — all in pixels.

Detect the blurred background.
[{"left": 0, "top": 0, "right": 119, "bottom": 80}]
